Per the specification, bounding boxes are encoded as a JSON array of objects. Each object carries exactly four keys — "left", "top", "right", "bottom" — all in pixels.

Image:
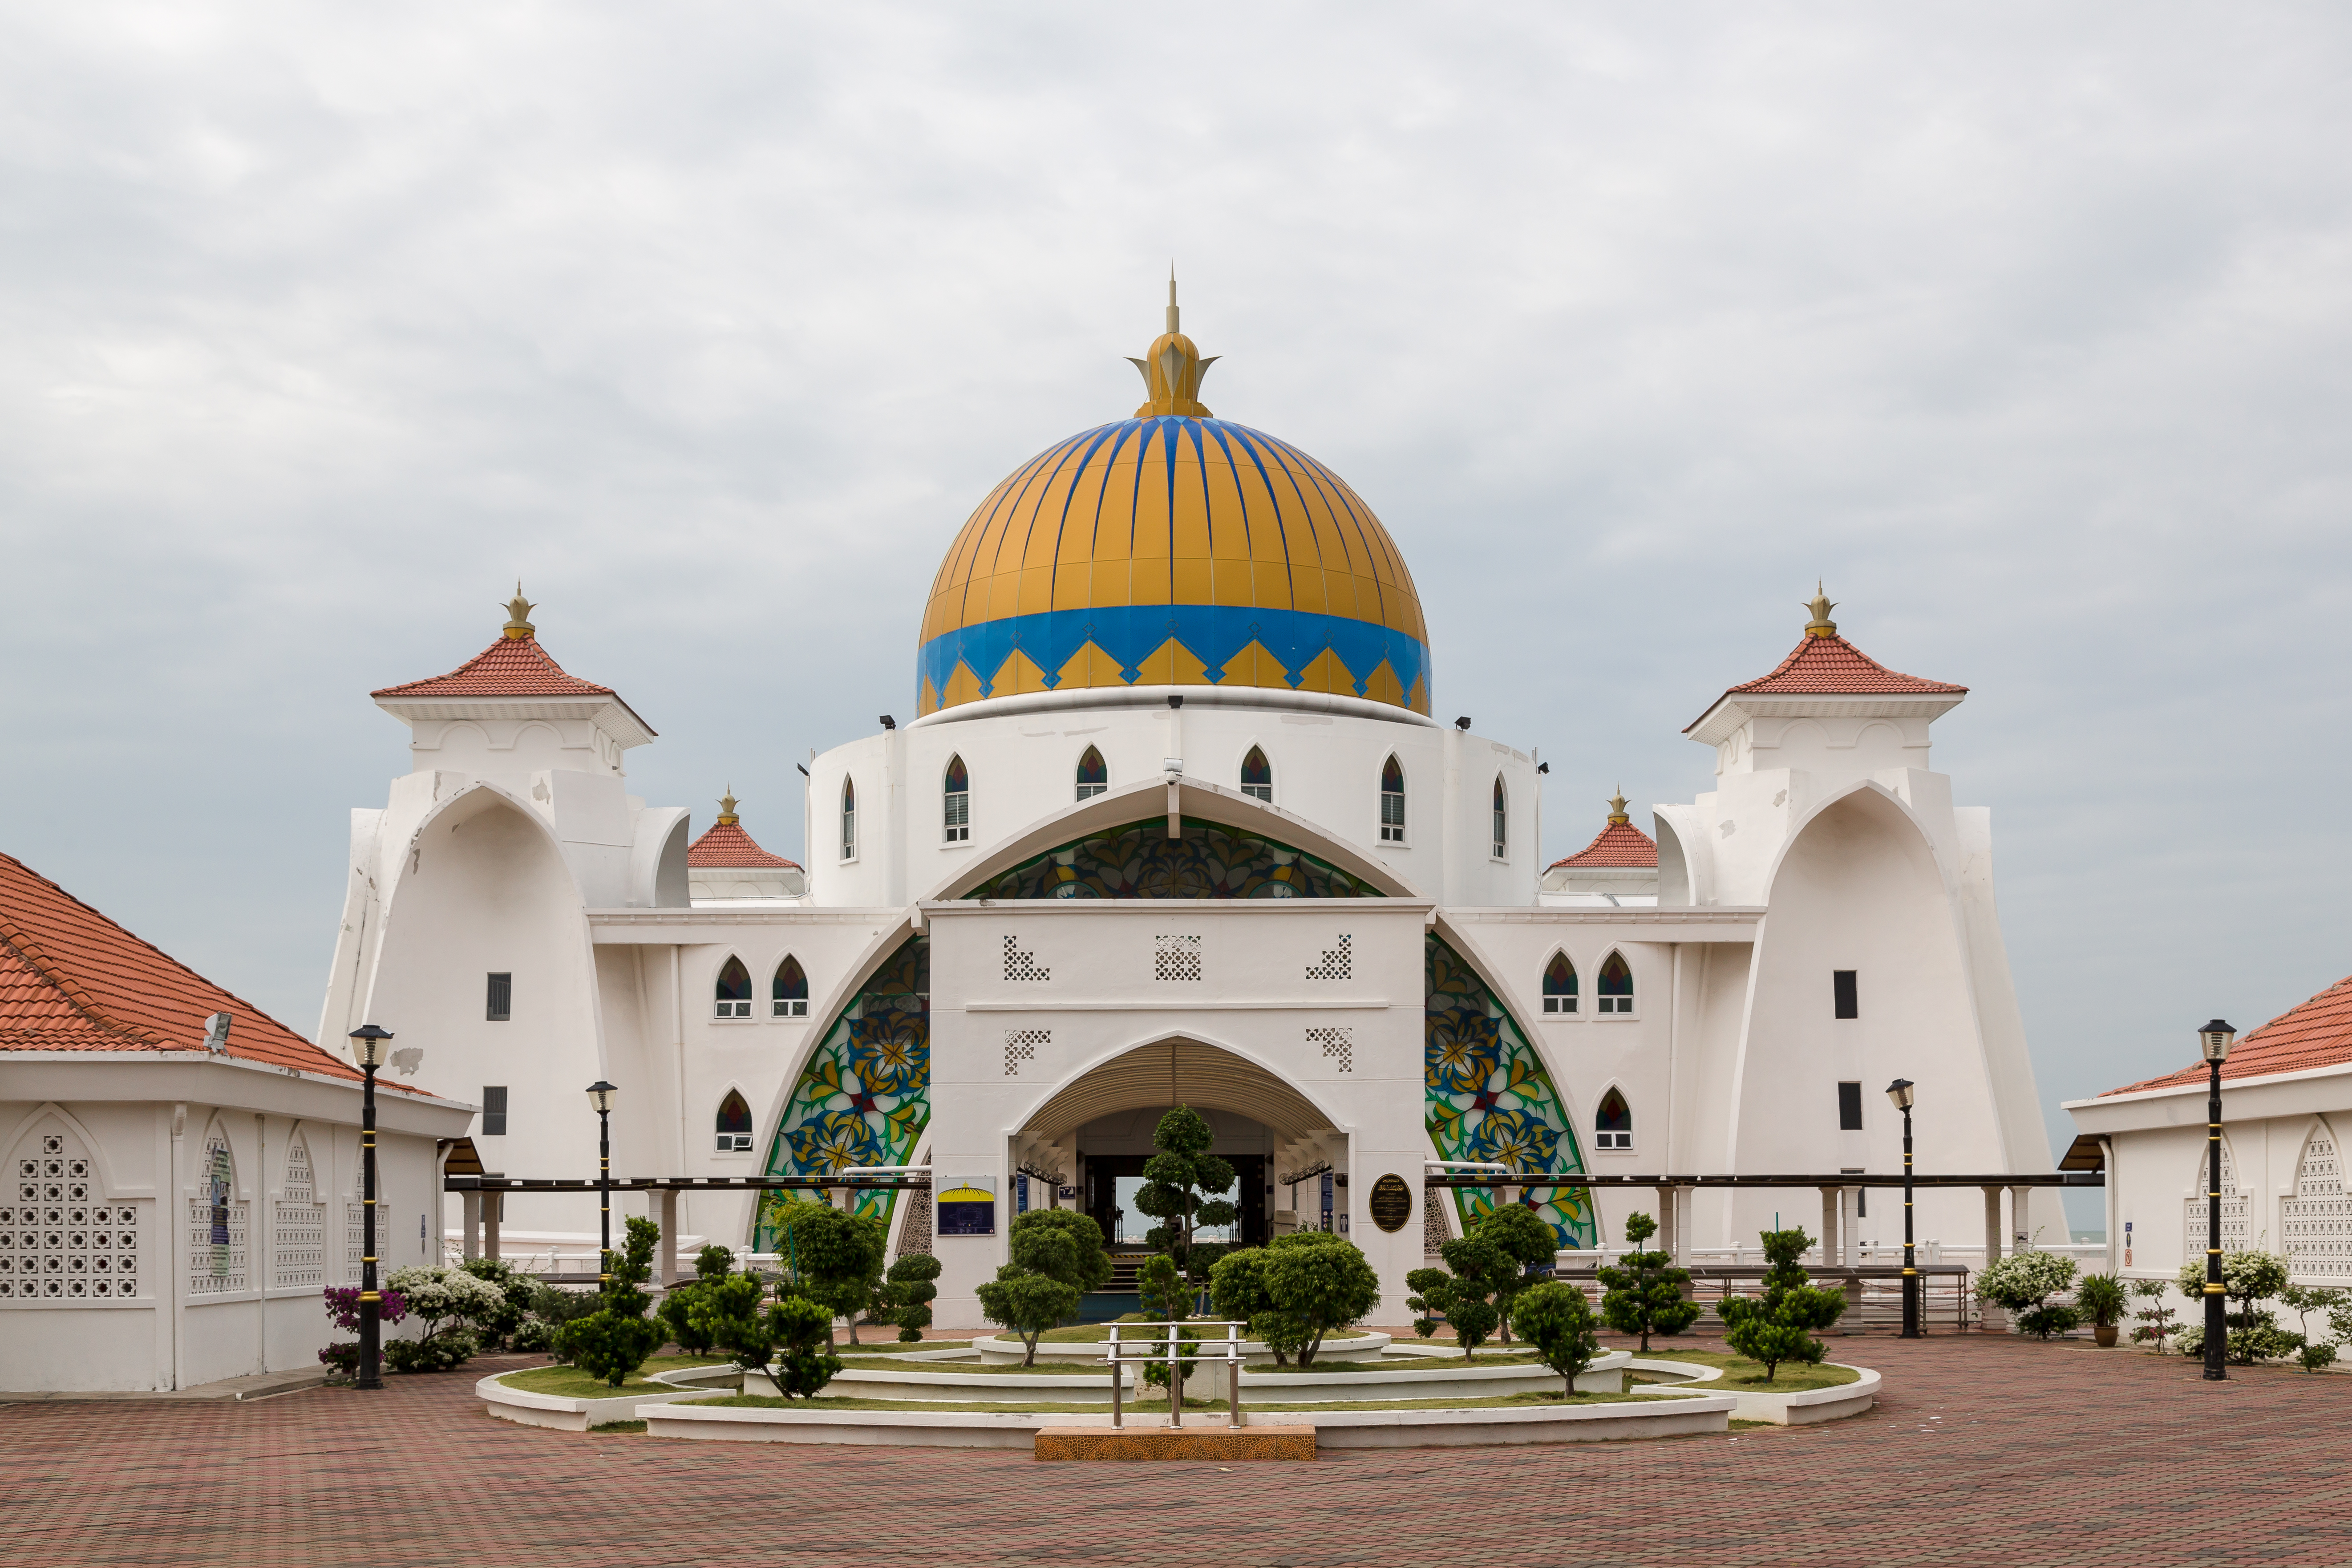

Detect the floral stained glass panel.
[
  {"left": 967, "top": 818, "right": 1382, "bottom": 901},
  {"left": 1425, "top": 934, "right": 1595, "bottom": 1248},
  {"left": 752, "top": 937, "right": 930, "bottom": 1249}
]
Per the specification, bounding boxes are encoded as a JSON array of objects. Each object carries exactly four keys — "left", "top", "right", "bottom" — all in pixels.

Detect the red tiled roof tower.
[
  {"left": 1550, "top": 791, "right": 1658, "bottom": 870},
  {"left": 687, "top": 792, "right": 801, "bottom": 871},
  {"left": 0, "top": 851, "right": 375, "bottom": 1083},
  {"left": 2104, "top": 976, "right": 2352, "bottom": 1095},
  {"left": 370, "top": 589, "right": 656, "bottom": 739},
  {"left": 1686, "top": 585, "right": 1966, "bottom": 734}
]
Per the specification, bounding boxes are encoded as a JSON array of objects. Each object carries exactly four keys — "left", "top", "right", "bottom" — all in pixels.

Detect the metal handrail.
[{"left": 1104, "top": 1319, "right": 1247, "bottom": 1431}]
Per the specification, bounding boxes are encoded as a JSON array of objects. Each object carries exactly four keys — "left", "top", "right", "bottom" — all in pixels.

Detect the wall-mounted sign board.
[
  {"left": 937, "top": 1178, "right": 997, "bottom": 1236},
  {"left": 1368, "top": 1173, "right": 1413, "bottom": 1234}
]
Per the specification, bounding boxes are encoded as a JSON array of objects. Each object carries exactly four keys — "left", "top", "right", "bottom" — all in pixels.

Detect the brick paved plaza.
[{"left": 7, "top": 1331, "right": 2346, "bottom": 1568}]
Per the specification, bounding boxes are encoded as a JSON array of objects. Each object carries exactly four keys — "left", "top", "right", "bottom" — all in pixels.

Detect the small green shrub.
[
  {"left": 2171, "top": 1250, "right": 2302, "bottom": 1364},
  {"left": 1407, "top": 1231, "right": 1516, "bottom": 1362},
  {"left": 1209, "top": 1232, "right": 1379, "bottom": 1367},
  {"left": 882, "top": 1253, "right": 943, "bottom": 1341},
  {"left": 1716, "top": 1228, "right": 1845, "bottom": 1379},
  {"left": 1512, "top": 1280, "right": 1602, "bottom": 1394},
  {"left": 552, "top": 1216, "right": 666, "bottom": 1387},
  {"left": 383, "top": 1331, "right": 478, "bottom": 1374},
  {"left": 1472, "top": 1204, "right": 1560, "bottom": 1346},
  {"left": 685, "top": 1274, "right": 842, "bottom": 1398},
  {"left": 1595, "top": 1211, "right": 1701, "bottom": 1351},
  {"left": 2299, "top": 1343, "right": 2338, "bottom": 1374}
]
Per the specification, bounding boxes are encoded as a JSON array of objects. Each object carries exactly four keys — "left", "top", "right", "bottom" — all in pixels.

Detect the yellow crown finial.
[
  {"left": 501, "top": 583, "right": 536, "bottom": 640},
  {"left": 716, "top": 787, "right": 740, "bottom": 826},
  {"left": 1802, "top": 581, "right": 1838, "bottom": 638},
  {"left": 1607, "top": 788, "right": 1630, "bottom": 826},
  {"left": 1126, "top": 272, "right": 1218, "bottom": 418}
]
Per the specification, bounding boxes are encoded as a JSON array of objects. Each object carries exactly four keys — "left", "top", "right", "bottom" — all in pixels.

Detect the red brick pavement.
[{"left": 6, "top": 1332, "right": 2347, "bottom": 1568}]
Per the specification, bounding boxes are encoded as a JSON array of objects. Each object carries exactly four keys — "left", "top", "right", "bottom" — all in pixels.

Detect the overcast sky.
[{"left": 4, "top": 5, "right": 2348, "bottom": 1219}]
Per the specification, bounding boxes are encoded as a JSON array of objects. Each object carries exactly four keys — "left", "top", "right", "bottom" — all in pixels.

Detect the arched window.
[
  {"left": 1241, "top": 746, "right": 1273, "bottom": 802},
  {"left": 840, "top": 777, "right": 856, "bottom": 859},
  {"left": 942, "top": 755, "right": 971, "bottom": 843},
  {"left": 715, "top": 956, "right": 753, "bottom": 1018},
  {"left": 1596, "top": 951, "right": 1633, "bottom": 1014},
  {"left": 1595, "top": 1088, "right": 1633, "bottom": 1151},
  {"left": 1491, "top": 776, "right": 1508, "bottom": 859},
  {"left": 771, "top": 955, "right": 809, "bottom": 1018},
  {"left": 1380, "top": 756, "right": 1405, "bottom": 843},
  {"left": 1542, "top": 953, "right": 1578, "bottom": 1014},
  {"left": 715, "top": 1090, "right": 753, "bottom": 1153},
  {"left": 1075, "top": 746, "right": 1108, "bottom": 800}
]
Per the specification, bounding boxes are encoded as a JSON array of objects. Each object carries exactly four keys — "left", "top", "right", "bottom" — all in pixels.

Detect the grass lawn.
[
  {"left": 1636, "top": 1349, "right": 1862, "bottom": 1392},
  {"left": 498, "top": 1356, "right": 734, "bottom": 1401},
  {"left": 828, "top": 1338, "right": 974, "bottom": 1354},
  {"left": 1036, "top": 1321, "right": 1382, "bottom": 1345},
  {"left": 680, "top": 1387, "right": 1693, "bottom": 1415},
  {"left": 1255, "top": 1351, "right": 1547, "bottom": 1373}
]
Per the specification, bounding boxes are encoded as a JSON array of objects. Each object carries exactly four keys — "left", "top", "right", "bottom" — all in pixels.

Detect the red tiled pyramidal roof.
[
  {"left": 371, "top": 631, "right": 617, "bottom": 701},
  {"left": 0, "top": 851, "right": 375, "bottom": 1083},
  {"left": 2105, "top": 976, "right": 2352, "bottom": 1094},
  {"left": 1550, "top": 818, "right": 1658, "bottom": 870},
  {"left": 1723, "top": 632, "right": 1966, "bottom": 700},
  {"left": 688, "top": 819, "right": 801, "bottom": 871}
]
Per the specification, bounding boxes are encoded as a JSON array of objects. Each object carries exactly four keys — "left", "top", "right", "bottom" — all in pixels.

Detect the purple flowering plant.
[{"left": 323, "top": 1284, "right": 408, "bottom": 1332}]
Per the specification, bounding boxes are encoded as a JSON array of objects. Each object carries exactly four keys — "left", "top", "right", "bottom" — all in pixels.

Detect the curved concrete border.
[
  {"left": 478, "top": 1363, "right": 739, "bottom": 1432},
  {"left": 970, "top": 1332, "right": 1390, "bottom": 1367},
  {"left": 1628, "top": 1357, "right": 1877, "bottom": 1425},
  {"left": 1243, "top": 1349, "right": 1631, "bottom": 1403},
  {"left": 640, "top": 1387, "right": 1731, "bottom": 1448}
]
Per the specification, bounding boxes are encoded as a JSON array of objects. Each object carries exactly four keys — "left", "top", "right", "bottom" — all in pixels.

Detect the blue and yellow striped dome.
[{"left": 917, "top": 294, "right": 1430, "bottom": 719}]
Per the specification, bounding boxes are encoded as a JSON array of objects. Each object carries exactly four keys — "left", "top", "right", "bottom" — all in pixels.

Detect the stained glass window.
[
  {"left": 1075, "top": 746, "right": 1107, "bottom": 800},
  {"left": 943, "top": 755, "right": 970, "bottom": 843},
  {"left": 1595, "top": 1088, "right": 1632, "bottom": 1150},
  {"left": 715, "top": 956, "right": 753, "bottom": 1018},
  {"left": 1542, "top": 953, "right": 1578, "bottom": 1014},
  {"left": 716, "top": 1090, "right": 753, "bottom": 1153},
  {"left": 1491, "top": 776, "right": 1507, "bottom": 859},
  {"left": 773, "top": 955, "right": 808, "bottom": 1018},
  {"left": 1597, "top": 951, "right": 1633, "bottom": 1014},
  {"left": 968, "top": 818, "right": 1381, "bottom": 901},
  {"left": 1380, "top": 756, "right": 1405, "bottom": 843},
  {"left": 840, "top": 777, "right": 856, "bottom": 859},
  {"left": 1241, "top": 746, "right": 1273, "bottom": 802}
]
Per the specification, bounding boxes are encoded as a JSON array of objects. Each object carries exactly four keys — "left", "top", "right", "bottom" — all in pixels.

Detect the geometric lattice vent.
[
  {"left": 2185, "top": 1140, "right": 2249, "bottom": 1263},
  {"left": 2284, "top": 1127, "right": 2351, "bottom": 1284},
  {"left": 1005, "top": 1028, "right": 1048, "bottom": 1076},
  {"left": 0, "top": 1131, "right": 142, "bottom": 1300},
  {"left": 1308, "top": 1025, "right": 1354, "bottom": 1072},
  {"left": 188, "top": 1133, "right": 248, "bottom": 1295},
  {"left": 271, "top": 1137, "right": 327, "bottom": 1290},
  {"left": 1154, "top": 933, "right": 1202, "bottom": 983},
  {"left": 1002, "top": 935, "right": 1050, "bottom": 983},
  {"left": 1305, "top": 935, "right": 1352, "bottom": 981}
]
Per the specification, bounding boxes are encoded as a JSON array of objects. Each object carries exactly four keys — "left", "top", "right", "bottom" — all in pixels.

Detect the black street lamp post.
[
  {"left": 348, "top": 1023, "right": 394, "bottom": 1390},
  {"left": 2197, "top": 1020, "right": 2236, "bottom": 1382},
  {"left": 587, "top": 1081, "right": 618, "bottom": 1282},
  {"left": 1886, "top": 1078, "right": 1919, "bottom": 1338}
]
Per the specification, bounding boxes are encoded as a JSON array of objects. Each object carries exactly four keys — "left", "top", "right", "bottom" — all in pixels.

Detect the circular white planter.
[
  {"left": 477, "top": 1362, "right": 741, "bottom": 1432},
  {"left": 970, "top": 1331, "right": 1389, "bottom": 1367}
]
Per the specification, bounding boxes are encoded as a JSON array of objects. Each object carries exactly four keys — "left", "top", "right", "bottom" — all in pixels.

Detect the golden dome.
[{"left": 916, "top": 284, "right": 1431, "bottom": 718}]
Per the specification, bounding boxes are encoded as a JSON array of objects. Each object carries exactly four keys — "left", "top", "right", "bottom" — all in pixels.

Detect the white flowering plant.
[
  {"left": 1974, "top": 1251, "right": 2081, "bottom": 1338},
  {"left": 382, "top": 1265, "right": 506, "bottom": 1372}
]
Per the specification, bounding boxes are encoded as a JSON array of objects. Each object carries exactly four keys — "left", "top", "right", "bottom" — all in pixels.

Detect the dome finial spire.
[
  {"left": 1127, "top": 272, "right": 1218, "bottom": 418},
  {"left": 501, "top": 582, "right": 536, "bottom": 640},
  {"left": 1803, "top": 580, "right": 1838, "bottom": 639},
  {"left": 1607, "top": 787, "right": 1630, "bottom": 826},
  {"left": 716, "top": 786, "right": 740, "bottom": 826}
]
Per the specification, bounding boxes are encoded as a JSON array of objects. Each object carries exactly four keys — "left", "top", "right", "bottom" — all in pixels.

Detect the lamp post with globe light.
[
  {"left": 2197, "top": 1020, "right": 2236, "bottom": 1382},
  {"left": 1885, "top": 1078, "right": 1919, "bottom": 1339},
  {"left": 587, "top": 1081, "right": 618, "bottom": 1283},
  {"left": 347, "top": 1024, "right": 394, "bottom": 1389}
]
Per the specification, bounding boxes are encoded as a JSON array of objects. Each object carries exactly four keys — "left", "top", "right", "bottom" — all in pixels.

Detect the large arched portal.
[{"left": 1016, "top": 1039, "right": 1337, "bottom": 1256}]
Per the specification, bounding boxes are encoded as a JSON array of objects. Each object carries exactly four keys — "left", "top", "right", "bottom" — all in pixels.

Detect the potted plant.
[{"left": 2076, "top": 1272, "right": 2126, "bottom": 1347}]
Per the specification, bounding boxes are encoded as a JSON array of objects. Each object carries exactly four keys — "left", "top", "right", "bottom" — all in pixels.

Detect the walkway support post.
[{"left": 658, "top": 1188, "right": 680, "bottom": 1288}]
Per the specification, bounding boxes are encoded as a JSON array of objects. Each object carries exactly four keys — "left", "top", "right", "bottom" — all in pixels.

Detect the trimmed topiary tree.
[
  {"left": 883, "top": 1253, "right": 943, "bottom": 1342},
  {"left": 1716, "top": 1227, "right": 1846, "bottom": 1381},
  {"left": 1135, "top": 1252, "right": 1202, "bottom": 1399},
  {"left": 1210, "top": 1232, "right": 1381, "bottom": 1367},
  {"left": 2129, "top": 1278, "right": 2180, "bottom": 1353},
  {"left": 1595, "top": 1211, "right": 1701, "bottom": 1351},
  {"left": 656, "top": 1244, "right": 737, "bottom": 1355},
  {"left": 1472, "top": 1203, "right": 1560, "bottom": 1347},
  {"left": 550, "top": 1216, "right": 667, "bottom": 1387},
  {"left": 1132, "top": 1105, "right": 1239, "bottom": 1281},
  {"left": 686, "top": 1273, "right": 842, "bottom": 1398},
  {"left": 1512, "top": 1279, "right": 1603, "bottom": 1394},
  {"left": 770, "top": 1196, "right": 889, "bottom": 1345},
  {"left": 1407, "top": 1230, "right": 1517, "bottom": 1362}
]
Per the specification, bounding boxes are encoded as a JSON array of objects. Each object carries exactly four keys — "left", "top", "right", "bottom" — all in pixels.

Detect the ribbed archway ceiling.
[{"left": 1018, "top": 1039, "right": 1335, "bottom": 1146}]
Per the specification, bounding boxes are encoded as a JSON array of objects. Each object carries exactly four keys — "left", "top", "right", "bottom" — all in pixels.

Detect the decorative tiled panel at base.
[
  {"left": 2284, "top": 1127, "right": 2350, "bottom": 1283},
  {"left": 2, "top": 1132, "right": 143, "bottom": 1301},
  {"left": 1033, "top": 1423, "right": 1317, "bottom": 1462},
  {"left": 1425, "top": 934, "right": 1595, "bottom": 1249},
  {"left": 754, "top": 937, "right": 930, "bottom": 1250}
]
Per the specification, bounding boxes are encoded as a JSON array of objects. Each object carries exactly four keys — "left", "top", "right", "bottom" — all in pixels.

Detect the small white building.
[
  {"left": 0, "top": 851, "right": 470, "bottom": 1392},
  {"left": 2065, "top": 976, "right": 2352, "bottom": 1287},
  {"left": 319, "top": 288, "right": 2060, "bottom": 1327}
]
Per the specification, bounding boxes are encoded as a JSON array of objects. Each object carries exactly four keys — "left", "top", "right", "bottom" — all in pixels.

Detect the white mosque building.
[{"left": 317, "top": 290, "right": 2057, "bottom": 1327}]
